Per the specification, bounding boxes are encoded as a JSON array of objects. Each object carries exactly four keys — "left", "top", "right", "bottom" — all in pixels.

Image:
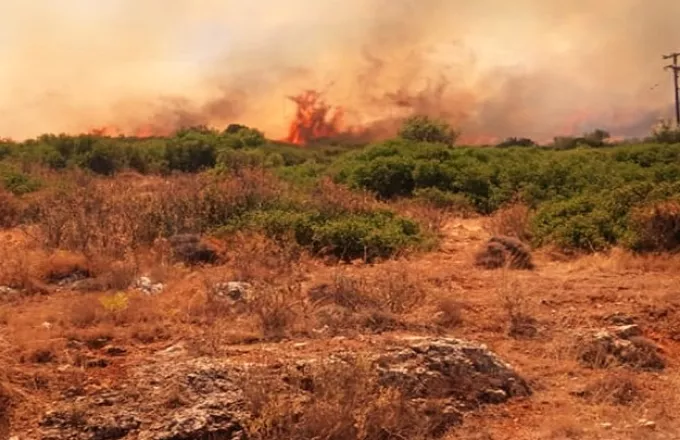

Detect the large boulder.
[{"left": 374, "top": 336, "right": 531, "bottom": 407}]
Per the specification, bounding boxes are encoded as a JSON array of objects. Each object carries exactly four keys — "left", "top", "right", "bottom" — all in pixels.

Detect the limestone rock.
[
  {"left": 374, "top": 336, "right": 531, "bottom": 407},
  {"left": 578, "top": 327, "right": 665, "bottom": 370},
  {"left": 38, "top": 337, "right": 528, "bottom": 439}
]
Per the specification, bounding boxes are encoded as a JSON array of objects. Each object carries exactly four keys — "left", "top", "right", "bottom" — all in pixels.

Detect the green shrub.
[
  {"left": 165, "top": 135, "right": 216, "bottom": 172},
  {"left": 217, "top": 207, "right": 423, "bottom": 262},
  {"left": 398, "top": 115, "right": 459, "bottom": 146},
  {"left": 413, "top": 188, "right": 472, "bottom": 211},
  {"left": 496, "top": 137, "right": 536, "bottom": 148},
  {"left": 80, "top": 141, "right": 123, "bottom": 175},
  {"left": 531, "top": 195, "right": 617, "bottom": 251},
  {"left": 351, "top": 157, "right": 416, "bottom": 199},
  {"left": 0, "top": 166, "right": 41, "bottom": 195},
  {"left": 311, "top": 212, "right": 421, "bottom": 261},
  {"left": 222, "top": 124, "right": 266, "bottom": 148}
]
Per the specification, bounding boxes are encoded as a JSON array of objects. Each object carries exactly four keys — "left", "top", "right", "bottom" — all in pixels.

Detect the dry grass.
[
  {"left": 630, "top": 200, "right": 680, "bottom": 252},
  {"left": 0, "top": 188, "right": 20, "bottom": 228},
  {"left": 496, "top": 272, "right": 539, "bottom": 339},
  {"left": 244, "top": 357, "right": 449, "bottom": 440},
  {"left": 4, "top": 173, "right": 680, "bottom": 439},
  {"left": 0, "top": 381, "right": 12, "bottom": 439},
  {"left": 432, "top": 297, "right": 465, "bottom": 329},
  {"left": 577, "top": 372, "right": 645, "bottom": 406},
  {"left": 35, "top": 169, "right": 281, "bottom": 259},
  {"left": 487, "top": 203, "right": 533, "bottom": 244}
]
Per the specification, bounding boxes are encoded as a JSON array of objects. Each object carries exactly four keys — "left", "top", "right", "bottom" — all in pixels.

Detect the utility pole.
[{"left": 663, "top": 52, "right": 680, "bottom": 126}]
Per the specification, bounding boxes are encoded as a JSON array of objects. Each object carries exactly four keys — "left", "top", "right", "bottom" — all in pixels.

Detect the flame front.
[{"left": 285, "top": 90, "right": 345, "bottom": 145}]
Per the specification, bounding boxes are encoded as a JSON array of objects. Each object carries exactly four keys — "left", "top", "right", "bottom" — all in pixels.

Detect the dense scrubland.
[{"left": 2, "top": 117, "right": 680, "bottom": 257}]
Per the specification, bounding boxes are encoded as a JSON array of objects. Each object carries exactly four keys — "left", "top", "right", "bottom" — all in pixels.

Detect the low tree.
[
  {"left": 398, "top": 116, "right": 459, "bottom": 146},
  {"left": 496, "top": 137, "right": 536, "bottom": 148},
  {"left": 650, "top": 120, "right": 680, "bottom": 144}
]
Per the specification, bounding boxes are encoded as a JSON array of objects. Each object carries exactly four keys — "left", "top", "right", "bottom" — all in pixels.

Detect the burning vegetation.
[{"left": 285, "top": 90, "right": 346, "bottom": 145}]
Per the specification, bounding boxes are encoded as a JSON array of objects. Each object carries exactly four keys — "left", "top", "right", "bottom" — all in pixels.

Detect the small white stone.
[{"left": 639, "top": 420, "right": 656, "bottom": 429}]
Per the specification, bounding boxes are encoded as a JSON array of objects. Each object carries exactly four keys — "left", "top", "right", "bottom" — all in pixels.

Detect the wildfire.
[{"left": 285, "top": 90, "right": 345, "bottom": 145}]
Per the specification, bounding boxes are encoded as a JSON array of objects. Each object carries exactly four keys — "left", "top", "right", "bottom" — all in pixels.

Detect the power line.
[{"left": 663, "top": 52, "right": 680, "bottom": 126}]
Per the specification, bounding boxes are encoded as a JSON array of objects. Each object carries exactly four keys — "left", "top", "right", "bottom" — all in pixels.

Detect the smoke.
[{"left": 0, "top": 0, "right": 678, "bottom": 142}]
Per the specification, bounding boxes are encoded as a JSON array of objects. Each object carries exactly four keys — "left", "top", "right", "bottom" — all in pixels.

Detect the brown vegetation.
[
  {"left": 630, "top": 200, "right": 680, "bottom": 252},
  {"left": 475, "top": 236, "right": 535, "bottom": 270},
  {"left": 2, "top": 174, "right": 680, "bottom": 439}
]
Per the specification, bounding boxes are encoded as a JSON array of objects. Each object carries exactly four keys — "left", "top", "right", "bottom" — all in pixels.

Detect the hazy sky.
[{"left": 0, "top": 0, "right": 678, "bottom": 141}]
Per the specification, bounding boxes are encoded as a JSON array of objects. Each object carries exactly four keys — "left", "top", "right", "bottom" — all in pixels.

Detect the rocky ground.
[{"left": 2, "top": 217, "right": 680, "bottom": 439}]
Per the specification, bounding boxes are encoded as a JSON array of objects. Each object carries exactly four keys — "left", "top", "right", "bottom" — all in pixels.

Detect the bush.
[
  {"left": 165, "top": 135, "right": 216, "bottom": 172},
  {"left": 351, "top": 157, "right": 416, "bottom": 199},
  {"left": 413, "top": 188, "right": 472, "bottom": 211},
  {"left": 311, "top": 212, "right": 420, "bottom": 262},
  {"left": 475, "top": 236, "right": 534, "bottom": 270},
  {"left": 222, "top": 208, "right": 423, "bottom": 262},
  {"left": 0, "top": 166, "right": 41, "bottom": 195},
  {"left": 398, "top": 115, "right": 459, "bottom": 146},
  {"left": 496, "top": 137, "right": 536, "bottom": 148},
  {"left": 222, "top": 124, "right": 266, "bottom": 148},
  {"left": 628, "top": 200, "right": 680, "bottom": 252},
  {"left": 650, "top": 120, "right": 680, "bottom": 144},
  {"left": 531, "top": 196, "right": 617, "bottom": 251},
  {"left": 80, "top": 141, "right": 123, "bottom": 175},
  {"left": 0, "top": 189, "right": 21, "bottom": 228}
]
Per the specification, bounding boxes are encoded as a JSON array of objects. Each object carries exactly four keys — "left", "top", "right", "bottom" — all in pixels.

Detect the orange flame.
[{"left": 285, "top": 90, "right": 345, "bottom": 145}]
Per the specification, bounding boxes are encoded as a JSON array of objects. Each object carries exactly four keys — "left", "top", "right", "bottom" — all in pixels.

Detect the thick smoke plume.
[{"left": 0, "top": 0, "right": 679, "bottom": 143}]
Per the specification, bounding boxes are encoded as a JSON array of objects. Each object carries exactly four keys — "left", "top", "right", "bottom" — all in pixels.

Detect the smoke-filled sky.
[{"left": 0, "top": 0, "right": 679, "bottom": 142}]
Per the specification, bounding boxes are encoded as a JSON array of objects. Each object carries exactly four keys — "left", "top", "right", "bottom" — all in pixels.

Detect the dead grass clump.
[
  {"left": 169, "top": 234, "right": 219, "bottom": 266},
  {"left": 488, "top": 203, "right": 533, "bottom": 243},
  {"left": 0, "top": 188, "right": 21, "bottom": 228},
  {"left": 308, "top": 268, "right": 425, "bottom": 334},
  {"left": 251, "top": 282, "right": 307, "bottom": 341},
  {"left": 130, "top": 323, "right": 173, "bottom": 345},
  {"left": 95, "top": 259, "right": 139, "bottom": 291},
  {"left": 312, "top": 177, "right": 379, "bottom": 215},
  {"left": 0, "top": 382, "right": 12, "bottom": 439},
  {"left": 245, "top": 358, "right": 444, "bottom": 440},
  {"left": 66, "top": 296, "right": 104, "bottom": 329},
  {"left": 630, "top": 200, "right": 680, "bottom": 252},
  {"left": 498, "top": 276, "right": 538, "bottom": 339},
  {"left": 34, "top": 169, "right": 282, "bottom": 259},
  {"left": 0, "top": 239, "right": 51, "bottom": 295},
  {"left": 227, "top": 232, "right": 304, "bottom": 284},
  {"left": 577, "top": 373, "right": 645, "bottom": 406},
  {"left": 308, "top": 274, "right": 376, "bottom": 312},
  {"left": 38, "top": 251, "right": 91, "bottom": 284},
  {"left": 433, "top": 297, "right": 464, "bottom": 329},
  {"left": 475, "top": 236, "right": 534, "bottom": 270},
  {"left": 391, "top": 197, "right": 451, "bottom": 239},
  {"left": 371, "top": 267, "right": 426, "bottom": 314},
  {"left": 27, "top": 347, "right": 57, "bottom": 365},
  {"left": 577, "top": 334, "right": 666, "bottom": 371}
]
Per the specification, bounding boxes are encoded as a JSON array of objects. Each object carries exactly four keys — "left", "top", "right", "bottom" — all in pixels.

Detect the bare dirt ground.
[{"left": 2, "top": 216, "right": 680, "bottom": 439}]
